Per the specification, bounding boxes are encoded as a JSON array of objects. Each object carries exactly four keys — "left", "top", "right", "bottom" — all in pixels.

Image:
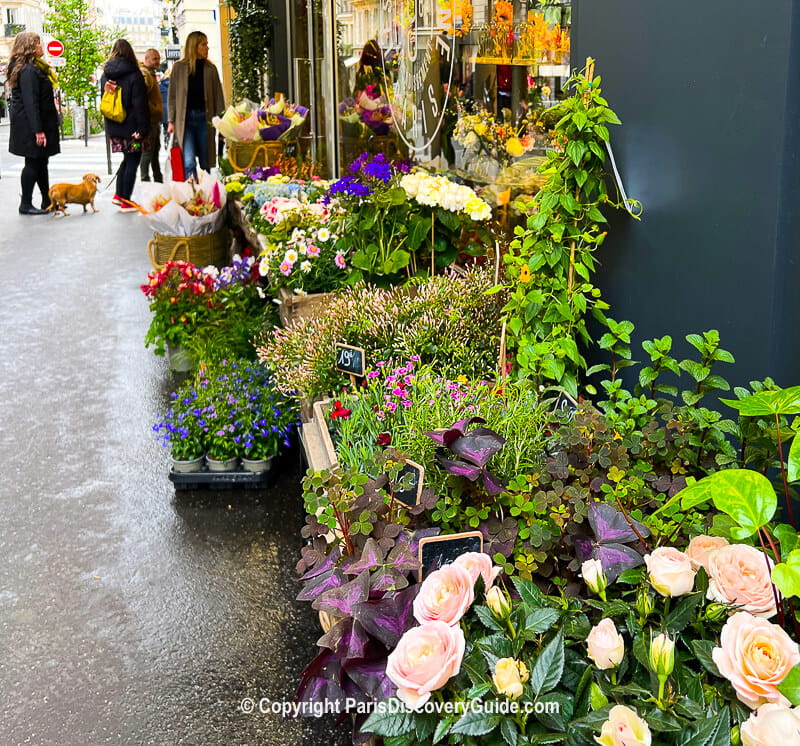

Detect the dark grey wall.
[{"left": 572, "top": 0, "right": 800, "bottom": 388}]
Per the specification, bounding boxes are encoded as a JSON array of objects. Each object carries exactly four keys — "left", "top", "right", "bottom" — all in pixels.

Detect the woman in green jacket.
[{"left": 167, "top": 31, "right": 225, "bottom": 179}]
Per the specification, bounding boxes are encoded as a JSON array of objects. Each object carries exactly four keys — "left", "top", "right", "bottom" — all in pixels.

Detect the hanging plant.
[{"left": 228, "top": 0, "right": 275, "bottom": 102}]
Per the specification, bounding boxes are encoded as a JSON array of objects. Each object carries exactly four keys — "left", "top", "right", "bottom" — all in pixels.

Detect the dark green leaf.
[
  {"left": 643, "top": 708, "right": 683, "bottom": 732},
  {"left": 690, "top": 639, "right": 721, "bottom": 677},
  {"left": 432, "top": 716, "right": 456, "bottom": 744},
  {"left": 500, "top": 717, "right": 519, "bottom": 746},
  {"left": 664, "top": 593, "right": 703, "bottom": 633},
  {"left": 450, "top": 710, "right": 501, "bottom": 736},
  {"left": 362, "top": 702, "right": 415, "bottom": 736},
  {"left": 678, "top": 707, "right": 730, "bottom": 746},
  {"left": 530, "top": 629, "right": 565, "bottom": 695},
  {"left": 475, "top": 605, "right": 504, "bottom": 632},
  {"left": 524, "top": 608, "right": 561, "bottom": 635}
]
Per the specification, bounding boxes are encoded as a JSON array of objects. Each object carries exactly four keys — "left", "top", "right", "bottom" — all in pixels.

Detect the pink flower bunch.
[
  {"left": 386, "top": 552, "right": 502, "bottom": 709},
  {"left": 367, "top": 357, "right": 421, "bottom": 420},
  {"left": 259, "top": 196, "right": 304, "bottom": 224}
]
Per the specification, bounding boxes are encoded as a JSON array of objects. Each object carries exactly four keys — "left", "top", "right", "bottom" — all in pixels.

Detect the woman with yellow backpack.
[{"left": 100, "top": 39, "right": 149, "bottom": 212}]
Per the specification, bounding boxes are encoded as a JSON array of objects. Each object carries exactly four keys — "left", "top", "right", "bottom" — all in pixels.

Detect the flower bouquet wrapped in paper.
[
  {"left": 132, "top": 171, "right": 228, "bottom": 236},
  {"left": 257, "top": 96, "right": 309, "bottom": 141},
  {"left": 212, "top": 99, "right": 261, "bottom": 142}
]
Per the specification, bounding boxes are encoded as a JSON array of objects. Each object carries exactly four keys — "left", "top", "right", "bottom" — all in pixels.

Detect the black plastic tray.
[{"left": 168, "top": 467, "right": 273, "bottom": 490}]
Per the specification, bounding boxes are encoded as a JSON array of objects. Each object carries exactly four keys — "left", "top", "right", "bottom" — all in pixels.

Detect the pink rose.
[
  {"left": 707, "top": 544, "right": 777, "bottom": 618},
  {"left": 741, "top": 703, "right": 800, "bottom": 745},
  {"left": 686, "top": 535, "right": 729, "bottom": 571},
  {"left": 385, "top": 621, "right": 465, "bottom": 709},
  {"left": 586, "top": 618, "right": 625, "bottom": 670},
  {"left": 712, "top": 612, "right": 800, "bottom": 709},
  {"left": 413, "top": 563, "right": 474, "bottom": 626},
  {"left": 644, "top": 547, "right": 696, "bottom": 597},
  {"left": 453, "top": 552, "right": 502, "bottom": 590}
]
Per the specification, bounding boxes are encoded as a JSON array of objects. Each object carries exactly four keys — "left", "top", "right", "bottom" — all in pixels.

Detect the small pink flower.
[
  {"left": 367, "top": 371, "right": 380, "bottom": 379},
  {"left": 279, "top": 261, "right": 292, "bottom": 276},
  {"left": 335, "top": 253, "right": 346, "bottom": 269},
  {"left": 306, "top": 244, "right": 321, "bottom": 257}
]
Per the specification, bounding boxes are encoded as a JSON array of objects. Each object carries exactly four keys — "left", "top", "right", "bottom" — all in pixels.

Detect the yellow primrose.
[{"left": 505, "top": 137, "right": 524, "bottom": 157}]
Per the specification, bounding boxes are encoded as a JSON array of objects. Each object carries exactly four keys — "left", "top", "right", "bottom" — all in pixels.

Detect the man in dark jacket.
[
  {"left": 139, "top": 48, "right": 163, "bottom": 182},
  {"left": 100, "top": 39, "right": 149, "bottom": 210}
]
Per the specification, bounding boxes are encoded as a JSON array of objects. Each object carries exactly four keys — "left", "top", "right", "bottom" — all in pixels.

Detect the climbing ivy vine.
[{"left": 228, "top": 0, "right": 275, "bottom": 102}]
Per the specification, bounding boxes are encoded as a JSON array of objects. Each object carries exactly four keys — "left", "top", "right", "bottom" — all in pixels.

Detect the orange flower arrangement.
[{"left": 494, "top": 0, "right": 513, "bottom": 25}]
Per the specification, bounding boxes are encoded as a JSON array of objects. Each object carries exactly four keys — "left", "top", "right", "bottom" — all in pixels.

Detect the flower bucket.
[
  {"left": 241, "top": 456, "right": 274, "bottom": 473},
  {"left": 206, "top": 456, "right": 239, "bottom": 472},
  {"left": 147, "top": 229, "right": 230, "bottom": 271}
]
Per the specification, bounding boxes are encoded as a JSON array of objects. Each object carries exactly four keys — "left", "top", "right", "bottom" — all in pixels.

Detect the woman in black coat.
[
  {"left": 100, "top": 39, "right": 148, "bottom": 211},
  {"left": 7, "top": 31, "right": 61, "bottom": 215}
]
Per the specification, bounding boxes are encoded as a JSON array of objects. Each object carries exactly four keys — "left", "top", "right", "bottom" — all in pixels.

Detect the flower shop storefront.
[{"left": 283, "top": 0, "right": 571, "bottom": 182}]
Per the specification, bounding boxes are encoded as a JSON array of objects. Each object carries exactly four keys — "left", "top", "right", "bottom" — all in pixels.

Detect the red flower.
[
  {"left": 329, "top": 400, "right": 352, "bottom": 420},
  {"left": 376, "top": 432, "right": 391, "bottom": 446}
]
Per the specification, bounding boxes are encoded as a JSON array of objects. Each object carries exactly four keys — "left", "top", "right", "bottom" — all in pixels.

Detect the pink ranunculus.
[
  {"left": 413, "top": 563, "right": 475, "bottom": 626},
  {"left": 686, "top": 535, "right": 729, "bottom": 571},
  {"left": 453, "top": 551, "right": 502, "bottom": 591},
  {"left": 644, "top": 546, "right": 696, "bottom": 597},
  {"left": 712, "top": 612, "right": 800, "bottom": 709},
  {"left": 707, "top": 544, "right": 777, "bottom": 618},
  {"left": 740, "top": 703, "right": 800, "bottom": 745},
  {"left": 385, "top": 621, "right": 465, "bottom": 709}
]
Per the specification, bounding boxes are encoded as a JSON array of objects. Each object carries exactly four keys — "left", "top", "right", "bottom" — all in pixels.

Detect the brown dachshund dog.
[{"left": 47, "top": 173, "right": 102, "bottom": 216}]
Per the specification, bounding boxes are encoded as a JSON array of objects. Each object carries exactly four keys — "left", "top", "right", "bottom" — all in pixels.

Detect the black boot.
[{"left": 19, "top": 203, "right": 48, "bottom": 215}]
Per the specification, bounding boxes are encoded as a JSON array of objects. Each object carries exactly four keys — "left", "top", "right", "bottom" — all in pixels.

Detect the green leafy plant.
[{"left": 500, "top": 61, "right": 641, "bottom": 397}]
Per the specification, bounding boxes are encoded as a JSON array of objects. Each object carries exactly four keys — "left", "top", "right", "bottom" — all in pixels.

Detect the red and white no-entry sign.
[{"left": 46, "top": 39, "right": 64, "bottom": 57}]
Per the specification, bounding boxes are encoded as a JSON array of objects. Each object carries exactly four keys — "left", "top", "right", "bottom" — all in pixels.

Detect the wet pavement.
[{"left": 0, "top": 128, "right": 352, "bottom": 746}]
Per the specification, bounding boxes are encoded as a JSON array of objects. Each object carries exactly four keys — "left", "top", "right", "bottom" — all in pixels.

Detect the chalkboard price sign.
[
  {"left": 334, "top": 343, "right": 366, "bottom": 378},
  {"left": 418, "top": 531, "right": 484, "bottom": 579},
  {"left": 392, "top": 460, "right": 424, "bottom": 508}
]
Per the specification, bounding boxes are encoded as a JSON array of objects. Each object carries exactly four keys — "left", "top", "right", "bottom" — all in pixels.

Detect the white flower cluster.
[{"left": 400, "top": 172, "right": 492, "bottom": 222}]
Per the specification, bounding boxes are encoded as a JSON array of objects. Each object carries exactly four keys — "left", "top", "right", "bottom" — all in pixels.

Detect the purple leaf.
[
  {"left": 298, "top": 547, "right": 342, "bottom": 581},
  {"left": 343, "top": 657, "right": 396, "bottom": 700},
  {"left": 424, "top": 428, "right": 450, "bottom": 446},
  {"left": 318, "top": 617, "right": 371, "bottom": 660},
  {"left": 450, "top": 427, "right": 506, "bottom": 467},
  {"left": 296, "top": 648, "right": 344, "bottom": 704},
  {"left": 314, "top": 570, "right": 371, "bottom": 617},
  {"left": 387, "top": 540, "right": 420, "bottom": 573},
  {"left": 595, "top": 542, "right": 645, "bottom": 582},
  {"left": 297, "top": 569, "right": 346, "bottom": 603},
  {"left": 343, "top": 538, "right": 386, "bottom": 575},
  {"left": 369, "top": 568, "right": 400, "bottom": 593},
  {"left": 437, "top": 456, "right": 482, "bottom": 481},
  {"left": 588, "top": 502, "right": 650, "bottom": 545},
  {"left": 482, "top": 470, "right": 506, "bottom": 496},
  {"left": 573, "top": 535, "right": 593, "bottom": 563},
  {"left": 352, "top": 584, "right": 419, "bottom": 648}
]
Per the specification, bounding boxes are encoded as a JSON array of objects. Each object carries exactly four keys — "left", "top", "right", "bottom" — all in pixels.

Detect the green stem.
[
  {"left": 775, "top": 412, "right": 795, "bottom": 528},
  {"left": 656, "top": 675, "right": 667, "bottom": 709}
]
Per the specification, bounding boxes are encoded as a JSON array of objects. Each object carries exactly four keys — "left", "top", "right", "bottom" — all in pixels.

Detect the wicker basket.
[
  {"left": 147, "top": 229, "right": 229, "bottom": 270},
  {"left": 226, "top": 139, "right": 285, "bottom": 172}
]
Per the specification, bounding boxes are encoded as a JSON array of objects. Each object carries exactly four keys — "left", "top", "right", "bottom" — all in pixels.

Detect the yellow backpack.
[{"left": 100, "top": 85, "right": 126, "bottom": 123}]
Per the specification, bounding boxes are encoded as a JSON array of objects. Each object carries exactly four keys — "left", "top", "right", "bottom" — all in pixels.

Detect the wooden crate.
[{"left": 277, "top": 286, "right": 335, "bottom": 328}]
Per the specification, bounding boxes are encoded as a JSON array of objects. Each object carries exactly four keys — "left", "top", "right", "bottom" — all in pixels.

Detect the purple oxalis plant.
[
  {"left": 425, "top": 416, "right": 506, "bottom": 495},
  {"left": 573, "top": 501, "right": 651, "bottom": 582}
]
